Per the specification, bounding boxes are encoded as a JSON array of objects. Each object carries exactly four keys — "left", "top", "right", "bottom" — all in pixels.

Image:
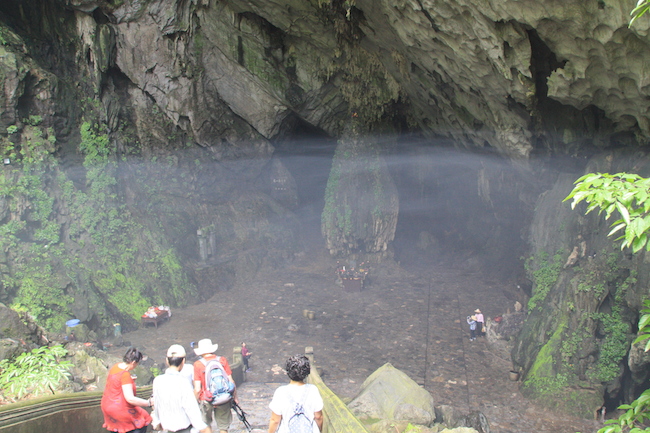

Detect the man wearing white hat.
[
  {"left": 193, "top": 339, "right": 237, "bottom": 433},
  {"left": 152, "top": 344, "right": 211, "bottom": 433}
]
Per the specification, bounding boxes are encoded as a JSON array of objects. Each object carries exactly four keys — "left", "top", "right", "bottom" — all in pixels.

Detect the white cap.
[{"left": 167, "top": 344, "right": 186, "bottom": 357}]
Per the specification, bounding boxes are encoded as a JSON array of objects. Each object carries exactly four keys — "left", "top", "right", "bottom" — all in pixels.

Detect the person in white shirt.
[
  {"left": 268, "top": 354, "right": 323, "bottom": 433},
  {"left": 152, "top": 344, "right": 211, "bottom": 433}
]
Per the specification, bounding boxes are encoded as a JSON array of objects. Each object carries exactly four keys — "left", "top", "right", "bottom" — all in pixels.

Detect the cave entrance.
[{"left": 271, "top": 116, "right": 337, "bottom": 252}]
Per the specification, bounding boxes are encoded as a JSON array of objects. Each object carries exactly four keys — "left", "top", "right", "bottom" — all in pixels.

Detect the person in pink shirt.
[{"left": 474, "top": 309, "right": 485, "bottom": 337}]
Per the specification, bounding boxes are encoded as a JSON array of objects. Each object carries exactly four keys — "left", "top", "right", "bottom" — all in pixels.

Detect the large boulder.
[
  {"left": 348, "top": 363, "right": 435, "bottom": 426},
  {"left": 0, "top": 303, "right": 49, "bottom": 360}
]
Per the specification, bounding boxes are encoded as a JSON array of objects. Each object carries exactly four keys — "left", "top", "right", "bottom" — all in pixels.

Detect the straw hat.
[
  {"left": 194, "top": 338, "right": 219, "bottom": 356},
  {"left": 474, "top": 309, "right": 481, "bottom": 313}
]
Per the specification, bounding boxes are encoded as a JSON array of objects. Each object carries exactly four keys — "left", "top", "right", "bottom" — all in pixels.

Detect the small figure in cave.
[
  {"left": 474, "top": 309, "right": 485, "bottom": 337},
  {"left": 241, "top": 342, "right": 252, "bottom": 372},
  {"left": 193, "top": 339, "right": 238, "bottom": 433},
  {"left": 467, "top": 315, "right": 477, "bottom": 341}
]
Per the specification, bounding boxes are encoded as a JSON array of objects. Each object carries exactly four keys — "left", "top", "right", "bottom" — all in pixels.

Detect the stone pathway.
[
  {"left": 112, "top": 251, "right": 603, "bottom": 433},
  {"left": 227, "top": 382, "right": 278, "bottom": 433}
]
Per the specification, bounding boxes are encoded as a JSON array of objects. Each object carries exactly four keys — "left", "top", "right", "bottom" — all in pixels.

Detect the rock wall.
[
  {"left": 512, "top": 151, "right": 650, "bottom": 415},
  {"left": 0, "top": 0, "right": 650, "bottom": 414},
  {"left": 92, "top": 0, "right": 650, "bottom": 159}
]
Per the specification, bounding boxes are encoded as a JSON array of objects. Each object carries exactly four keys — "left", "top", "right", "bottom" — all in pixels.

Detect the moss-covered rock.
[{"left": 349, "top": 363, "right": 435, "bottom": 426}]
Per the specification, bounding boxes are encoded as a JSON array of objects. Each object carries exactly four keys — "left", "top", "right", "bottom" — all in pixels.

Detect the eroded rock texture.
[
  {"left": 0, "top": 0, "right": 650, "bottom": 416},
  {"left": 96, "top": 0, "right": 650, "bottom": 159}
]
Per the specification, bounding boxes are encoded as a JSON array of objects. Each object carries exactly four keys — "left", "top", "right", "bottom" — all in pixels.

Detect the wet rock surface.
[{"left": 109, "top": 251, "right": 602, "bottom": 433}]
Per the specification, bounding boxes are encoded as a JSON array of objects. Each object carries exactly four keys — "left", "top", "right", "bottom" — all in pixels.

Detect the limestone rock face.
[
  {"left": 348, "top": 363, "right": 436, "bottom": 426},
  {"left": 1, "top": 0, "right": 650, "bottom": 411},
  {"left": 511, "top": 150, "right": 650, "bottom": 415},
  {"left": 93, "top": 0, "right": 650, "bottom": 159},
  {"left": 321, "top": 124, "right": 399, "bottom": 256}
]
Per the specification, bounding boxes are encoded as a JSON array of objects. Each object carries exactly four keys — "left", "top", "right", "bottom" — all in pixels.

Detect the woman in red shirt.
[{"left": 101, "top": 347, "right": 153, "bottom": 433}]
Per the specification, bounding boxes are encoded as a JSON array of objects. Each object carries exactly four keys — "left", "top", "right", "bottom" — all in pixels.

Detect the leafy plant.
[
  {"left": 566, "top": 173, "right": 650, "bottom": 432},
  {"left": 0, "top": 345, "right": 72, "bottom": 401},
  {"left": 598, "top": 301, "right": 650, "bottom": 432},
  {"left": 635, "top": 300, "right": 650, "bottom": 352},
  {"left": 631, "top": 0, "right": 650, "bottom": 26},
  {"left": 525, "top": 251, "right": 564, "bottom": 312},
  {"left": 564, "top": 173, "right": 650, "bottom": 253}
]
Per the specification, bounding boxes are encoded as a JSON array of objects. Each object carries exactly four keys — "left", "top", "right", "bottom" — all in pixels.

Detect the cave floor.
[{"left": 111, "top": 250, "right": 602, "bottom": 433}]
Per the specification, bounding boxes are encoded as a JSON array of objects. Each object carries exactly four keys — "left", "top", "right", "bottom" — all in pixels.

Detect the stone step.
[{"left": 227, "top": 382, "right": 282, "bottom": 433}]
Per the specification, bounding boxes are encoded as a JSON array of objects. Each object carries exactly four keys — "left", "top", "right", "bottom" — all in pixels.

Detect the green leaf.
[
  {"left": 633, "top": 234, "right": 648, "bottom": 253},
  {"left": 608, "top": 223, "right": 627, "bottom": 237},
  {"left": 616, "top": 201, "right": 631, "bottom": 224}
]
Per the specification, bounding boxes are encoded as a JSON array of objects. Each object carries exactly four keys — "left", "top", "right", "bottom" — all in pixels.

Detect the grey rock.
[{"left": 349, "top": 363, "right": 435, "bottom": 426}]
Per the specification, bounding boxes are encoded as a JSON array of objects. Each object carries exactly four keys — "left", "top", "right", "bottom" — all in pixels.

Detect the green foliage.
[
  {"left": 590, "top": 311, "right": 630, "bottom": 383},
  {"left": 79, "top": 121, "right": 110, "bottom": 163},
  {"left": 634, "top": 300, "right": 650, "bottom": 352},
  {"left": 322, "top": 150, "right": 344, "bottom": 236},
  {"left": 565, "top": 173, "right": 650, "bottom": 253},
  {"left": 0, "top": 110, "right": 195, "bottom": 332},
  {"left": 0, "top": 345, "right": 72, "bottom": 401},
  {"left": 25, "top": 115, "right": 42, "bottom": 126},
  {"left": 60, "top": 121, "right": 193, "bottom": 321},
  {"left": 566, "top": 170, "right": 650, "bottom": 432},
  {"left": 525, "top": 251, "right": 564, "bottom": 312},
  {"left": 631, "top": 0, "right": 650, "bottom": 26},
  {"left": 12, "top": 125, "right": 57, "bottom": 166},
  {"left": 598, "top": 301, "right": 650, "bottom": 432},
  {"left": 522, "top": 317, "right": 572, "bottom": 397},
  {"left": 11, "top": 265, "right": 73, "bottom": 331}
]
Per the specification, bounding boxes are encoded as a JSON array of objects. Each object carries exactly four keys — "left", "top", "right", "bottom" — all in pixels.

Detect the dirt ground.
[{"left": 110, "top": 249, "right": 604, "bottom": 433}]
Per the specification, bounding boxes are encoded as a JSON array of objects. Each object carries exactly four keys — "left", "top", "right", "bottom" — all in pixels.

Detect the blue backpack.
[{"left": 202, "top": 357, "right": 235, "bottom": 405}]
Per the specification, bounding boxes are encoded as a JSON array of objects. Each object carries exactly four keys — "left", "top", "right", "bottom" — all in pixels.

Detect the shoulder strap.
[{"left": 292, "top": 385, "right": 310, "bottom": 413}]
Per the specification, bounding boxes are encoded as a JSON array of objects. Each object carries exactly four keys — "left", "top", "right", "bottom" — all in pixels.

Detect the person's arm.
[
  {"left": 314, "top": 410, "right": 324, "bottom": 431},
  {"left": 199, "top": 427, "right": 212, "bottom": 433},
  {"left": 121, "top": 384, "right": 151, "bottom": 407},
  {"left": 194, "top": 379, "right": 202, "bottom": 400},
  {"left": 268, "top": 411, "right": 282, "bottom": 433}
]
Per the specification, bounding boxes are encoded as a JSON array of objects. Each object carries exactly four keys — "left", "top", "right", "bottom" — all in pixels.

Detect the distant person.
[
  {"left": 268, "top": 354, "right": 323, "bottom": 433},
  {"left": 101, "top": 347, "right": 152, "bottom": 433},
  {"left": 474, "top": 309, "right": 485, "bottom": 337},
  {"left": 241, "top": 342, "right": 252, "bottom": 372},
  {"left": 193, "top": 339, "right": 238, "bottom": 433},
  {"left": 467, "top": 315, "right": 478, "bottom": 341},
  {"left": 152, "top": 344, "right": 211, "bottom": 433}
]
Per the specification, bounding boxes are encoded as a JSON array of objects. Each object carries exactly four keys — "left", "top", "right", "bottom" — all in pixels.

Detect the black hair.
[
  {"left": 285, "top": 354, "right": 311, "bottom": 381},
  {"left": 123, "top": 347, "right": 143, "bottom": 364},
  {"left": 167, "top": 356, "right": 184, "bottom": 367}
]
